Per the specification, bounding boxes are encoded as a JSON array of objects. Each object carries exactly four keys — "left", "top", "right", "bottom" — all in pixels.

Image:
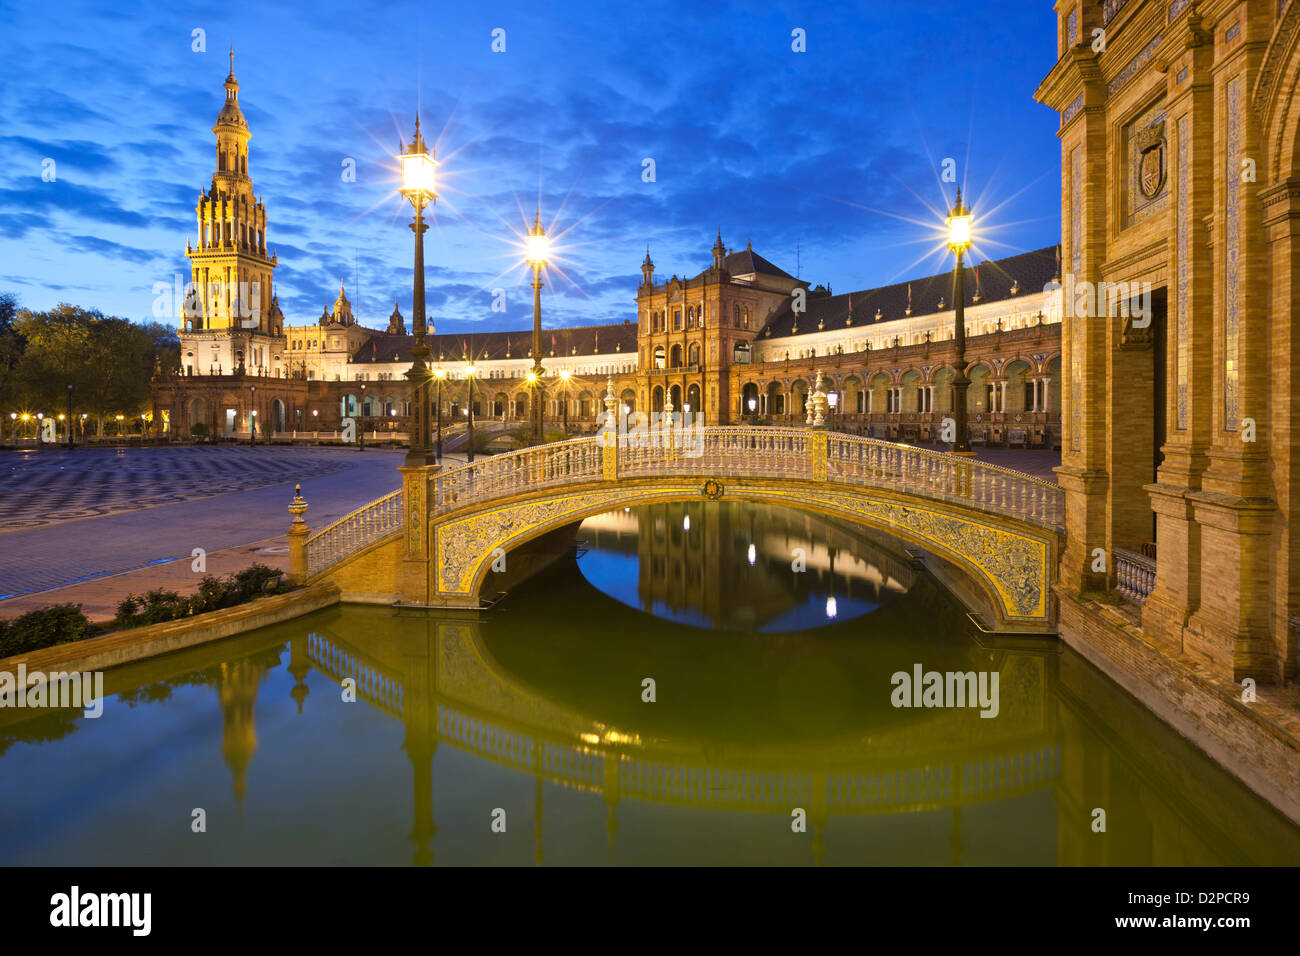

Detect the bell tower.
[{"left": 184, "top": 49, "right": 278, "bottom": 336}]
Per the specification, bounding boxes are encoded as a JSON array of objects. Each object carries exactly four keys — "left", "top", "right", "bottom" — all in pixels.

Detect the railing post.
[
  {"left": 287, "top": 483, "right": 309, "bottom": 583},
  {"left": 398, "top": 463, "right": 438, "bottom": 605},
  {"left": 809, "top": 429, "right": 828, "bottom": 481}
]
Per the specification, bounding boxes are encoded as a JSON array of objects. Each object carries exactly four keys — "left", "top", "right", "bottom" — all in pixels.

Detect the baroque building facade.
[
  {"left": 152, "top": 59, "right": 1063, "bottom": 445},
  {"left": 1036, "top": 0, "right": 1300, "bottom": 684}
]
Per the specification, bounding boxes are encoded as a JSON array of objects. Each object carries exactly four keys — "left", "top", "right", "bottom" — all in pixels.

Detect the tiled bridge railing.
[
  {"left": 300, "top": 426, "right": 1063, "bottom": 580},
  {"left": 428, "top": 427, "right": 1063, "bottom": 530}
]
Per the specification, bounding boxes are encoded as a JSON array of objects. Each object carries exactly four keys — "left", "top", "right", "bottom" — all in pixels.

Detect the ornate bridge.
[{"left": 292, "top": 426, "right": 1063, "bottom": 628}]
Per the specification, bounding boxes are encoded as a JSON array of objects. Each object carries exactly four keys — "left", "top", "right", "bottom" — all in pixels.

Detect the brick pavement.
[{"left": 0, "top": 446, "right": 404, "bottom": 610}]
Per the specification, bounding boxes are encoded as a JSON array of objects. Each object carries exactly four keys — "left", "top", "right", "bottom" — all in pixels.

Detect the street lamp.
[
  {"left": 946, "top": 187, "right": 975, "bottom": 456},
  {"left": 525, "top": 209, "right": 549, "bottom": 444},
  {"left": 558, "top": 368, "right": 571, "bottom": 435},
  {"left": 433, "top": 366, "right": 446, "bottom": 462},
  {"left": 249, "top": 385, "right": 256, "bottom": 446},
  {"left": 465, "top": 364, "right": 478, "bottom": 462},
  {"left": 65, "top": 384, "right": 73, "bottom": 449},
  {"left": 398, "top": 114, "right": 439, "bottom": 466}
]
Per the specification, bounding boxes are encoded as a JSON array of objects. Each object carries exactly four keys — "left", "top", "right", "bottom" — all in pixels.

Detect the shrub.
[
  {"left": 0, "top": 605, "right": 97, "bottom": 658},
  {"left": 112, "top": 564, "right": 289, "bottom": 630}
]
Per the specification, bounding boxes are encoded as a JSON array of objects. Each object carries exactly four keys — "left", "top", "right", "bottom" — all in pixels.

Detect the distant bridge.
[{"left": 295, "top": 427, "right": 1063, "bottom": 629}]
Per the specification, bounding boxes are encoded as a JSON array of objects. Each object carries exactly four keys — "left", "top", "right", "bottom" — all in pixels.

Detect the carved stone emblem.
[{"left": 1136, "top": 120, "right": 1166, "bottom": 200}]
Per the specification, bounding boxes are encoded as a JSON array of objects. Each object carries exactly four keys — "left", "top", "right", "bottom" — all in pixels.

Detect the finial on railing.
[
  {"left": 811, "top": 370, "right": 828, "bottom": 428},
  {"left": 289, "top": 483, "right": 309, "bottom": 525}
]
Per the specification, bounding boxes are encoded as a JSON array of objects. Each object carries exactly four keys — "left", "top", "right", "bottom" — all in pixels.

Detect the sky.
[{"left": 0, "top": 0, "right": 1063, "bottom": 335}]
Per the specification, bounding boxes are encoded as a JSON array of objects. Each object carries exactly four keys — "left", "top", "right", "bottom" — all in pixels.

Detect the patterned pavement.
[
  {"left": 0, "top": 446, "right": 359, "bottom": 533},
  {"left": 0, "top": 446, "right": 403, "bottom": 601}
]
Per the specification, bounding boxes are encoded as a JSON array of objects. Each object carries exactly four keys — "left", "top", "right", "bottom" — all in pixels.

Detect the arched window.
[
  {"left": 653, "top": 345, "right": 666, "bottom": 369},
  {"left": 734, "top": 304, "right": 741, "bottom": 328},
  {"left": 687, "top": 343, "right": 701, "bottom": 366}
]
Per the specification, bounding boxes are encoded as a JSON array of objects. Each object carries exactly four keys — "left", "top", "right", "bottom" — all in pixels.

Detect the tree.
[
  {"left": 9, "top": 304, "right": 178, "bottom": 436},
  {"left": 0, "top": 293, "right": 26, "bottom": 412}
]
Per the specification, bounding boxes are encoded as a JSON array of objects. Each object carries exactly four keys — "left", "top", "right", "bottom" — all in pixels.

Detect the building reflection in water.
[
  {"left": 4, "top": 502, "right": 1299, "bottom": 867},
  {"left": 578, "top": 501, "right": 914, "bottom": 632}
]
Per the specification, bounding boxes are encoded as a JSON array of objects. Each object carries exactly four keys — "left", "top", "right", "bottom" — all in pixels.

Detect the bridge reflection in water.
[{"left": 4, "top": 502, "right": 1299, "bottom": 865}]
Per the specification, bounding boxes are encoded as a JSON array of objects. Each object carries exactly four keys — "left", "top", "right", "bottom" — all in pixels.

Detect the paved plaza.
[{"left": 0, "top": 446, "right": 408, "bottom": 617}]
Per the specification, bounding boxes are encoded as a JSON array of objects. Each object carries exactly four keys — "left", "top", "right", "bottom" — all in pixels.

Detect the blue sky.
[{"left": 0, "top": 0, "right": 1062, "bottom": 334}]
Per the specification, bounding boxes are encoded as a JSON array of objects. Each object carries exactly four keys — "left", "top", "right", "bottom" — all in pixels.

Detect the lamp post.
[
  {"left": 525, "top": 210, "right": 549, "bottom": 444},
  {"left": 946, "top": 188, "right": 975, "bottom": 456},
  {"left": 65, "top": 384, "right": 73, "bottom": 449},
  {"left": 398, "top": 114, "right": 439, "bottom": 467},
  {"left": 249, "top": 385, "right": 256, "bottom": 446},
  {"left": 465, "top": 364, "right": 478, "bottom": 462},
  {"left": 433, "top": 366, "right": 445, "bottom": 462},
  {"left": 359, "top": 384, "right": 366, "bottom": 451},
  {"left": 558, "top": 368, "right": 571, "bottom": 435}
]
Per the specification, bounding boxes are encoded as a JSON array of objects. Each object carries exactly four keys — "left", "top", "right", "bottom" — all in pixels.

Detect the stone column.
[
  {"left": 1055, "top": 71, "right": 1111, "bottom": 597},
  {"left": 1142, "top": 33, "right": 1215, "bottom": 656},
  {"left": 399, "top": 464, "right": 438, "bottom": 606},
  {"left": 1184, "top": 35, "right": 1276, "bottom": 681}
]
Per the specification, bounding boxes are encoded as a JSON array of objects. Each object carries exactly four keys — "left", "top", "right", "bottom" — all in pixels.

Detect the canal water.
[{"left": 2, "top": 500, "right": 1297, "bottom": 865}]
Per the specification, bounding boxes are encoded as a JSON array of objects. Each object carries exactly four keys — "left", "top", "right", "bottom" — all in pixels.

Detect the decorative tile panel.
[
  {"left": 1108, "top": 35, "right": 1163, "bottom": 97},
  {"left": 1061, "top": 93, "right": 1083, "bottom": 126},
  {"left": 1070, "top": 146, "right": 1083, "bottom": 453},
  {"left": 1225, "top": 75, "right": 1242, "bottom": 431},
  {"left": 1176, "top": 112, "right": 1190, "bottom": 430}
]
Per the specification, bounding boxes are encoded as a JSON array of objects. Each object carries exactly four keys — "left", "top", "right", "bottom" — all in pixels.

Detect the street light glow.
[
  {"left": 526, "top": 210, "right": 549, "bottom": 267},
  {"left": 398, "top": 119, "right": 438, "bottom": 203},
  {"left": 947, "top": 189, "right": 972, "bottom": 253}
]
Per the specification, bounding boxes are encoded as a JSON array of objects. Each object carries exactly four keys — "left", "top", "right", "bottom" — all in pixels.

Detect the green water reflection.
[{"left": 1, "top": 501, "right": 1297, "bottom": 865}]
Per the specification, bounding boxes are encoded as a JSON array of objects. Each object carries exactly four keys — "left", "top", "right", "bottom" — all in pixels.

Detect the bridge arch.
[
  {"left": 304, "top": 429, "right": 1062, "bottom": 633},
  {"left": 439, "top": 479, "right": 1054, "bottom": 631}
]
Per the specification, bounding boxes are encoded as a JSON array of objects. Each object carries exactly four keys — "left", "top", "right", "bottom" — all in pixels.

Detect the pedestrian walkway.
[{"left": 0, "top": 446, "right": 403, "bottom": 615}]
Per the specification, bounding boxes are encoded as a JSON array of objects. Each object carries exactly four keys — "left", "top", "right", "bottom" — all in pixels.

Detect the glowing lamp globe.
[
  {"left": 398, "top": 122, "right": 438, "bottom": 205},
  {"left": 946, "top": 191, "right": 972, "bottom": 253},
  {"left": 526, "top": 211, "right": 549, "bottom": 267}
]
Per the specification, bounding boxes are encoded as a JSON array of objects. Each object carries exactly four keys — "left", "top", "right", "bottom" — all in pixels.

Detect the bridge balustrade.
[{"left": 300, "top": 426, "right": 1063, "bottom": 581}]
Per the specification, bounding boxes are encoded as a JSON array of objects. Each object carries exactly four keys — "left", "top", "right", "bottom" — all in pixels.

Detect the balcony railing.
[{"left": 1114, "top": 546, "right": 1156, "bottom": 604}]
